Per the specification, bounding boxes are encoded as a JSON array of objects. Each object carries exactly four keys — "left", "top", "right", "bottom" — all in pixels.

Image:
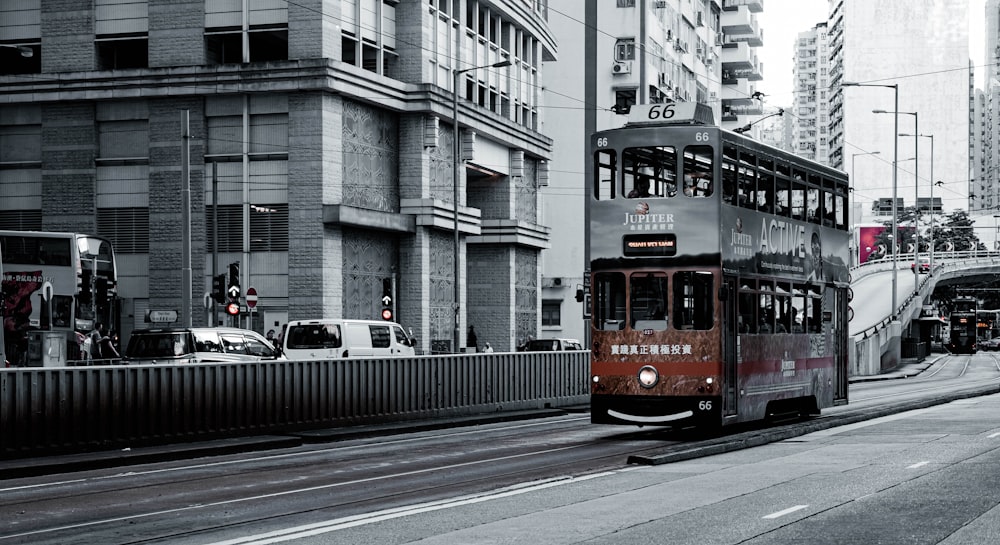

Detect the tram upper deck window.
[
  {"left": 722, "top": 143, "right": 738, "bottom": 205},
  {"left": 775, "top": 171, "right": 790, "bottom": 217},
  {"left": 595, "top": 150, "right": 616, "bottom": 200},
  {"left": 807, "top": 173, "right": 822, "bottom": 224},
  {"left": 673, "top": 271, "right": 714, "bottom": 330},
  {"left": 594, "top": 272, "right": 627, "bottom": 330},
  {"left": 738, "top": 150, "right": 756, "bottom": 210},
  {"left": 791, "top": 170, "right": 806, "bottom": 220},
  {"left": 630, "top": 272, "right": 668, "bottom": 331},
  {"left": 755, "top": 156, "right": 775, "bottom": 213},
  {"left": 623, "top": 146, "right": 677, "bottom": 198},
  {"left": 682, "top": 146, "right": 713, "bottom": 197}
]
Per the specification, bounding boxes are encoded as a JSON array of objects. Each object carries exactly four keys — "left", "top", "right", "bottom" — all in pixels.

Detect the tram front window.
[
  {"left": 630, "top": 272, "right": 668, "bottom": 331},
  {"left": 673, "top": 271, "right": 714, "bottom": 330}
]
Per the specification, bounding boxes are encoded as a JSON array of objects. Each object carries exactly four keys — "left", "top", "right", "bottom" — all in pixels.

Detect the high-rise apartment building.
[
  {"left": 790, "top": 22, "right": 831, "bottom": 165},
  {"left": 540, "top": 0, "right": 762, "bottom": 342},
  {"left": 975, "top": 0, "right": 1000, "bottom": 212},
  {"left": 828, "top": 0, "right": 970, "bottom": 223},
  {"left": 0, "top": 0, "right": 557, "bottom": 353}
]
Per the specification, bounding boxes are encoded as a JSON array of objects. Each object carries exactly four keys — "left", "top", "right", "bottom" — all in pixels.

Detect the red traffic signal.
[
  {"left": 380, "top": 308, "right": 393, "bottom": 321},
  {"left": 225, "top": 302, "right": 241, "bottom": 316}
]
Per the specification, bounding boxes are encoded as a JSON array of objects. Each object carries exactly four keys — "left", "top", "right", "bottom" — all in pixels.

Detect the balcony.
[
  {"left": 721, "top": 4, "right": 754, "bottom": 35},
  {"left": 721, "top": 42, "right": 763, "bottom": 80},
  {"left": 723, "top": 0, "right": 763, "bottom": 13}
]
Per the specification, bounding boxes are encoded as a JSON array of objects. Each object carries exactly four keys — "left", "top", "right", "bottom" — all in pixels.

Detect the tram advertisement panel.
[
  {"left": 721, "top": 207, "right": 849, "bottom": 283},
  {"left": 590, "top": 198, "right": 721, "bottom": 265}
]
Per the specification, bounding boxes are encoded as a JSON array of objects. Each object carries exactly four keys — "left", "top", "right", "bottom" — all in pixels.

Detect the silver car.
[{"left": 124, "top": 327, "right": 282, "bottom": 364}]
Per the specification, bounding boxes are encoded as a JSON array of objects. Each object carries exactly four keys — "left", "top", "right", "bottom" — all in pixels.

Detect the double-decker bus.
[
  {"left": 1, "top": 231, "right": 118, "bottom": 365},
  {"left": 588, "top": 103, "right": 851, "bottom": 427},
  {"left": 948, "top": 296, "right": 977, "bottom": 354}
]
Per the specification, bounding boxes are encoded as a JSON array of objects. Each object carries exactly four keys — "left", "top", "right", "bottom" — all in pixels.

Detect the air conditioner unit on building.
[{"left": 612, "top": 61, "right": 631, "bottom": 74}]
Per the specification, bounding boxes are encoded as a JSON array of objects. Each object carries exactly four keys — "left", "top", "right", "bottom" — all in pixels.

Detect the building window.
[
  {"left": 615, "top": 38, "right": 636, "bottom": 61},
  {"left": 249, "top": 203, "right": 289, "bottom": 251},
  {"left": 205, "top": 0, "right": 288, "bottom": 64},
  {"left": 542, "top": 299, "right": 561, "bottom": 326},
  {"left": 617, "top": 0, "right": 636, "bottom": 6},
  {"left": 0, "top": 210, "right": 41, "bottom": 231},
  {"left": 614, "top": 89, "right": 637, "bottom": 114},
  {"left": 97, "top": 207, "right": 149, "bottom": 253},
  {"left": 96, "top": 36, "right": 148, "bottom": 69}
]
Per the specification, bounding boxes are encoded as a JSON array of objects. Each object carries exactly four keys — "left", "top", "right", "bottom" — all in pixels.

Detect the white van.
[{"left": 282, "top": 319, "right": 416, "bottom": 360}]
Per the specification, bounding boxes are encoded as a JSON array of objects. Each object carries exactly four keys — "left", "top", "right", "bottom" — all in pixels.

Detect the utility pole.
[{"left": 181, "top": 110, "right": 193, "bottom": 327}]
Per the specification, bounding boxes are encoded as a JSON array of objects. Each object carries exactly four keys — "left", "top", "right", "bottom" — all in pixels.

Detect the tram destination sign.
[{"left": 623, "top": 233, "right": 677, "bottom": 257}]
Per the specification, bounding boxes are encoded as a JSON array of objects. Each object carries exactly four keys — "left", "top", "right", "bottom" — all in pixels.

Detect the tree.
[{"left": 932, "top": 210, "right": 983, "bottom": 252}]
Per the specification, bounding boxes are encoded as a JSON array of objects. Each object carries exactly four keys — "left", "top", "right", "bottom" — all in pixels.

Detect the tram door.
[
  {"left": 831, "top": 285, "right": 849, "bottom": 404},
  {"left": 721, "top": 276, "right": 738, "bottom": 416}
]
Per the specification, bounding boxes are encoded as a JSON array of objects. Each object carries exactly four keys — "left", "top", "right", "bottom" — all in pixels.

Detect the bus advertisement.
[
  {"left": 1, "top": 231, "right": 118, "bottom": 365},
  {"left": 588, "top": 103, "right": 850, "bottom": 428}
]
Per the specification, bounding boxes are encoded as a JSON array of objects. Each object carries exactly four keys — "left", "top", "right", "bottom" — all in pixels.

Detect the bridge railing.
[
  {"left": 0, "top": 351, "right": 590, "bottom": 458},
  {"left": 850, "top": 250, "right": 1000, "bottom": 373}
]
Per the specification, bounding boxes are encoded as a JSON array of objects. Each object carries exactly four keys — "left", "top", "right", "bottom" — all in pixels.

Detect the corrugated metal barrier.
[{"left": 0, "top": 351, "right": 590, "bottom": 458}]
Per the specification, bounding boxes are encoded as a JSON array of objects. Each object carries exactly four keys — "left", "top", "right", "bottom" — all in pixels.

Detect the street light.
[
  {"left": 900, "top": 132, "right": 934, "bottom": 271},
  {"left": 0, "top": 44, "right": 33, "bottom": 58},
  {"left": 452, "top": 58, "right": 511, "bottom": 353},
  {"left": 875, "top": 109, "right": 918, "bottom": 288},
  {"left": 842, "top": 81, "right": 899, "bottom": 317}
]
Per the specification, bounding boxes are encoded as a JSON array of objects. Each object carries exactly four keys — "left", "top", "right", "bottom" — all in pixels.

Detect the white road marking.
[
  {"left": 988, "top": 432, "right": 1000, "bottom": 439},
  {"left": 907, "top": 461, "right": 930, "bottom": 469},
  {"left": 0, "top": 444, "right": 587, "bottom": 541},
  {"left": 204, "top": 471, "right": 621, "bottom": 545},
  {"left": 763, "top": 505, "right": 809, "bottom": 519}
]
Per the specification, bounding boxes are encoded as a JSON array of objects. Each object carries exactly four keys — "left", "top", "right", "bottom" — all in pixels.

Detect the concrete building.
[
  {"left": 0, "top": 0, "right": 556, "bottom": 354},
  {"left": 974, "top": 0, "right": 1000, "bottom": 213},
  {"left": 790, "top": 22, "right": 831, "bottom": 166},
  {"left": 540, "top": 0, "right": 762, "bottom": 343},
  {"left": 828, "top": 0, "right": 971, "bottom": 224}
]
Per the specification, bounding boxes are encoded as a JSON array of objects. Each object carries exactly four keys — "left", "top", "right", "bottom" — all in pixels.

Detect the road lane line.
[
  {"left": 0, "top": 444, "right": 588, "bottom": 542},
  {"left": 989, "top": 432, "right": 1000, "bottom": 439},
  {"left": 203, "top": 471, "right": 621, "bottom": 545},
  {"left": 762, "top": 505, "right": 809, "bottom": 519},
  {"left": 907, "top": 461, "right": 930, "bottom": 469}
]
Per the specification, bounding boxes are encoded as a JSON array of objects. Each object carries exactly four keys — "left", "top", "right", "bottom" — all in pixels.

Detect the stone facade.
[{"left": 0, "top": 1, "right": 555, "bottom": 354}]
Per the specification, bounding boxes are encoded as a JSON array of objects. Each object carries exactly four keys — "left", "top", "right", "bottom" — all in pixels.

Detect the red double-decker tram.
[{"left": 588, "top": 103, "right": 851, "bottom": 427}]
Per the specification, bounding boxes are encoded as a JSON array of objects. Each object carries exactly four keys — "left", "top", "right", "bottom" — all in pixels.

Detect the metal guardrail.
[
  {"left": 849, "top": 251, "right": 1000, "bottom": 373},
  {"left": 0, "top": 351, "right": 590, "bottom": 458}
]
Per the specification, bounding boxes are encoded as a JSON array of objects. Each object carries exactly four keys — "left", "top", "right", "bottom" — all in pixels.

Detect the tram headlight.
[{"left": 637, "top": 365, "right": 659, "bottom": 388}]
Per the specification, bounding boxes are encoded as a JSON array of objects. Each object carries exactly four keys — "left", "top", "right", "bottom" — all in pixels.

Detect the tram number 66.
[{"left": 698, "top": 401, "right": 712, "bottom": 411}]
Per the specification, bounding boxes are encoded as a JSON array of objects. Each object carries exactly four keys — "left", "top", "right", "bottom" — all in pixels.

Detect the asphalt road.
[{"left": 0, "top": 354, "right": 997, "bottom": 545}]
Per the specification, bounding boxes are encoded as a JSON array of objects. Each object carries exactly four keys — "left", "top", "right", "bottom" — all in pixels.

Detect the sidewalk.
[{"left": 848, "top": 355, "right": 939, "bottom": 383}]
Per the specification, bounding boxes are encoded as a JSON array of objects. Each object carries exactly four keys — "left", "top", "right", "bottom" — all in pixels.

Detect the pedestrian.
[
  {"left": 266, "top": 328, "right": 276, "bottom": 348},
  {"left": 467, "top": 325, "right": 478, "bottom": 352},
  {"left": 102, "top": 330, "right": 120, "bottom": 360},
  {"left": 90, "top": 322, "right": 108, "bottom": 361},
  {"left": 482, "top": 342, "right": 493, "bottom": 353}
]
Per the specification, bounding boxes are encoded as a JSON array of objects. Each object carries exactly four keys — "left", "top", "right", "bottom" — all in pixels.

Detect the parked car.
[
  {"left": 522, "top": 338, "right": 584, "bottom": 351},
  {"left": 124, "top": 327, "right": 282, "bottom": 364},
  {"left": 981, "top": 337, "right": 1000, "bottom": 351},
  {"left": 911, "top": 257, "right": 931, "bottom": 273},
  {"left": 282, "top": 319, "right": 415, "bottom": 360}
]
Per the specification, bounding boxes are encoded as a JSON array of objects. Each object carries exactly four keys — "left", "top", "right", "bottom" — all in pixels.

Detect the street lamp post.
[
  {"left": 900, "top": 132, "right": 934, "bottom": 271},
  {"left": 452, "top": 59, "right": 511, "bottom": 353},
  {"left": 0, "top": 44, "right": 33, "bottom": 57},
  {"left": 843, "top": 82, "right": 899, "bottom": 317},
  {"left": 875, "top": 109, "right": 918, "bottom": 290}
]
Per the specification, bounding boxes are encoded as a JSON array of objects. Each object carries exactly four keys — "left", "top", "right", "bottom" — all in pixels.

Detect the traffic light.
[
  {"left": 380, "top": 277, "right": 393, "bottom": 321},
  {"left": 228, "top": 262, "right": 240, "bottom": 302},
  {"left": 95, "top": 277, "right": 109, "bottom": 303},
  {"left": 212, "top": 274, "right": 226, "bottom": 304},
  {"left": 225, "top": 302, "right": 241, "bottom": 316},
  {"left": 77, "top": 270, "right": 93, "bottom": 305}
]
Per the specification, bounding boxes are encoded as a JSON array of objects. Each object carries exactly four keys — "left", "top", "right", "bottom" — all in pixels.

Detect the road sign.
[
  {"left": 246, "top": 287, "right": 258, "bottom": 308},
  {"left": 146, "top": 310, "right": 178, "bottom": 323}
]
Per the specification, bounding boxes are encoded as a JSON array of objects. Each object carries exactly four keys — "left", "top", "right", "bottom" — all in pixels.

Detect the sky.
[{"left": 757, "top": 0, "right": 987, "bottom": 107}]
